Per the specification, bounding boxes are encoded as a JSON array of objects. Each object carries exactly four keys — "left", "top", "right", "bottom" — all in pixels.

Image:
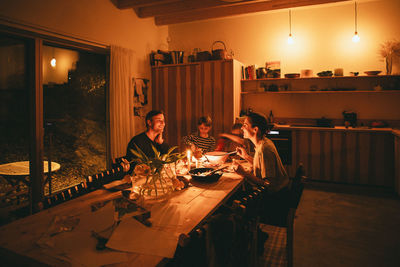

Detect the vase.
[
  {"left": 386, "top": 57, "right": 392, "bottom": 75},
  {"left": 133, "top": 165, "right": 176, "bottom": 203}
]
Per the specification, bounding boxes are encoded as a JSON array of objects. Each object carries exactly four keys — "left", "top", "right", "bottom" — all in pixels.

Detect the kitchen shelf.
[
  {"left": 240, "top": 74, "right": 400, "bottom": 82},
  {"left": 241, "top": 90, "right": 400, "bottom": 94},
  {"left": 241, "top": 75, "right": 400, "bottom": 92}
]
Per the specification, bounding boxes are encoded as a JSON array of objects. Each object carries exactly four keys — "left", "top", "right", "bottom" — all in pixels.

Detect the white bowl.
[{"left": 205, "top": 151, "right": 229, "bottom": 165}]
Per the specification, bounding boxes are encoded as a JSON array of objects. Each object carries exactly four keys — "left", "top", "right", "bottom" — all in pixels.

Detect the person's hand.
[
  {"left": 233, "top": 163, "right": 247, "bottom": 176},
  {"left": 155, "top": 133, "right": 164, "bottom": 144},
  {"left": 121, "top": 158, "right": 130, "bottom": 173},
  {"left": 236, "top": 146, "right": 248, "bottom": 159},
  {"left": 193, "top": 147, "right": 203, "bottom": 159}
]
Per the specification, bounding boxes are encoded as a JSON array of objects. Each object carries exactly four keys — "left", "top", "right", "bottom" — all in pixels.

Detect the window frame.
[{"left": 0, "top": 24, "right": 110, "bottom": 212}]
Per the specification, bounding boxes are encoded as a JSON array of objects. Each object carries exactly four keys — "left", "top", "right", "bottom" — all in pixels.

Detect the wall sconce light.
[
  {"left": 287, "top": 9, "right": 294, "bottom": 44},
  {"left": 50, "top": 47, "right": 56, "bottom": 67},
  {"left": 50, "top": 58, "right": 56, "bottom": 67},
  {"left": 352, "top": 1, "right": 360, "bottom": 43}
]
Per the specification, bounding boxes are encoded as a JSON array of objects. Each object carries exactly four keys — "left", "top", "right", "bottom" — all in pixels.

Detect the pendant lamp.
[{"left": 352, "top": 1, "right": 360, "bottom": 43}]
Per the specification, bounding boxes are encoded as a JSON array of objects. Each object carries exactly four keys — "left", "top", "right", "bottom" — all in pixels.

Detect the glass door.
[
  {"left": 0, "top": 33, "right": 30, "bottom": 215},
  {"left": 42, "top": 44, "right": 107, "bottom": 195}
]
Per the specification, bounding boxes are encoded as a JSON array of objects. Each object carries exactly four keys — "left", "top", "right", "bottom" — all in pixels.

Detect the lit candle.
[
  {"left": 195, "top": 159, "right": 199, "bottom": 168},
  {"left": 187, "top": 150, "right": 191, "bottom": 171}
]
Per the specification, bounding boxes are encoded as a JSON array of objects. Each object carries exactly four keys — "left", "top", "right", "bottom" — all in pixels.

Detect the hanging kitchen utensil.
[{"left": 211, "top": 41, "right": 227, "bottom": 60}]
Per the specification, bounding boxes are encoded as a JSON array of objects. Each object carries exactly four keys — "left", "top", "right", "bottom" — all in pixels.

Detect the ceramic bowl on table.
[
  {"left": 364, "top": 71, "right": 381, "bottom": 76},
  {"left": 204, "top": 151, "right": 229, "bottom": 165},
  {"left": 284, "top": 73, "right": 300, "bottom": 78}
]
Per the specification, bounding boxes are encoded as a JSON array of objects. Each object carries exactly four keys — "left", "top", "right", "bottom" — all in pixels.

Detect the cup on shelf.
[
  {"left": 301, "top": 69, "right": 313, "bottom": 77},
  {"left": 334, "top": 68, "right": 344, "bottom": 76}
]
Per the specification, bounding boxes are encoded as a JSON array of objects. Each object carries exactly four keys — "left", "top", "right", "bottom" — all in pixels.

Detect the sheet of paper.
[
  {"left": 51, "top": 229, "right": 130, "bottom": 267},
  {"left": 36, "top": 201, "right": 130, "bottom": 267},
  {"left": 106, "top": 217, "right": 179, "bottom": 258}
]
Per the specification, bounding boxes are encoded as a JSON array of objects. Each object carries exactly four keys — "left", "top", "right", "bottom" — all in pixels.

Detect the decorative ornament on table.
[
  {"left": 379, "top": 40, "right": 400, "bottom": 75},
  {"left": 130, "top": 144, "right": 186, "bottom": 200}
]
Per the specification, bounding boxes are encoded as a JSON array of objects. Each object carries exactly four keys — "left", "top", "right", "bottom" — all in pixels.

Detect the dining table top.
[{"left": 0, "top": 166, "right": 246, "bottom": 267}]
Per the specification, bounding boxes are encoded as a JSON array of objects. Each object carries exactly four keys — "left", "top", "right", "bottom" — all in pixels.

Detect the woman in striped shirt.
[{"left": 183, "top": 116, "right": 216, "bottom": 156}]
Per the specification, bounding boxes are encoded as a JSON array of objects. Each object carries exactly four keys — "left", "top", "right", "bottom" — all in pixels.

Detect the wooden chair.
[{"left": 260, "top": 164, "right": 306, "bottom": 267}]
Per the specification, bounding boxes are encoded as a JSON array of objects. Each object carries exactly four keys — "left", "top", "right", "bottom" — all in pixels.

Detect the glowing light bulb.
[
  {"left": 50, "top": 58, "right": 56, "bottom": 67},
  {"left": 352, "top": 32, "right": 360, "bottom": 43},
  {"left": 287, "top": 34, "right": 294, "bottom": 45}
]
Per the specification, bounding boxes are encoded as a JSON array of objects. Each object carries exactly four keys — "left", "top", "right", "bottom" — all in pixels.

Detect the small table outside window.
[{"left": 0, "top": 161, "right": 60, "bottom": 209}]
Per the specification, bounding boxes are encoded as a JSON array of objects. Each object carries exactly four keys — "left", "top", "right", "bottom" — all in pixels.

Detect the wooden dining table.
[{"left": 0, "top": 167, "right": 245, "bottom": 267}]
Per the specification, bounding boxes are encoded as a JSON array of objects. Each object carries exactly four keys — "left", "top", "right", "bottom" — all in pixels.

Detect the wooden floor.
[{"left": 293, "top": 181, "right": 400, "bottom": 267}]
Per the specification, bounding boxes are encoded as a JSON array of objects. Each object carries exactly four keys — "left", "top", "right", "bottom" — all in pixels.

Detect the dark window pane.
[
  {"left": 43, "top": 45, "right": 107, "bottom": 193},
  {"left": 0, "top": 34, "right": 29, "bottom": 163}
]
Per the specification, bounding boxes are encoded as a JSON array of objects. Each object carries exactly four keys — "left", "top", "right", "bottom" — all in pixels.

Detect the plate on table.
[
  {"left": 364, "top": 71, "right": 381, "bottom": 76},
  {"left": 189, "top": 168, "right": 222, "bottom": 183}
]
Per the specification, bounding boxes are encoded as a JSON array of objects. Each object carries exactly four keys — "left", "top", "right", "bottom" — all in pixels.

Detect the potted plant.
[
  {"left": 379, "top": 40, "right": 400, "bottom": 75},
  {"left": 129, "top": 144, "right": 186, "bottom": 199}
]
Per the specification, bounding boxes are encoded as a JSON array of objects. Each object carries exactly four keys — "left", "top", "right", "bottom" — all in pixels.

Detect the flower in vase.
[
  {"left": 134, "top": 164, "right": 151, "bottom": 177},
  {"left": 379, "top": 40, "right": 400, "bottom": 75},
  {"left": 129, "top": 144, "right": 186, "bottom": 197}
]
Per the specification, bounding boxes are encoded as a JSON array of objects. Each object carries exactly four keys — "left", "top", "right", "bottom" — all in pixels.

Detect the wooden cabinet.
[
  {"left": 395, "top": 133, "right": 400, "bottom": 194},
  {"left": 289, "top": 128, "right": 394, "bottom": 187},
  {"left": 151, "top": 59, "right": 242, "bottom": 147}
]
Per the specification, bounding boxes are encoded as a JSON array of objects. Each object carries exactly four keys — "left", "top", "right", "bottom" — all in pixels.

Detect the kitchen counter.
[
  {"left": 270, "top": 124, "right": 400, "bottom": 195},
  {"left": 274, "top": 124, "right": 398, "bottom": 134}
]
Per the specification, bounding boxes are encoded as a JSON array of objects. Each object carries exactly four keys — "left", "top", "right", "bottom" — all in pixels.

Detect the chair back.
[{"left": 289, "top": 164, "right": 306, "bottom": 209}]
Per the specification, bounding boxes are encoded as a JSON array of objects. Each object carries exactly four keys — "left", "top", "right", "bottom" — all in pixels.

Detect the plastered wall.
[{"left": 168, "top": 0, "right": 400, "bottom": 122}]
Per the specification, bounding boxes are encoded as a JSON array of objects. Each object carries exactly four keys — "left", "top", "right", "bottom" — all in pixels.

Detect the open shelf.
[
  {"left": 241, "top": 74, "right": 400, "bottom": 82},
  {"left": 241, "top": 90, "right": 400, "bottom": 94}
]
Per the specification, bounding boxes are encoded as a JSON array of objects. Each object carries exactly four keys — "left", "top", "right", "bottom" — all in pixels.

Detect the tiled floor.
[{"left": 293, "top": 181, "right": 400, "bottom": 267}]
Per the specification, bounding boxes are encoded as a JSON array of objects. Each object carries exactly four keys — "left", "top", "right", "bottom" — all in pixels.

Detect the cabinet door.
[
  {"left": 292, "top": 130, "right": 394, "bottom": 187},
  {"left": 152, "top": 61, "right": 235, "bottom": 149},
  {"left": 394, "top": 135, "right": 400, "bottom": 195},
  {"left": 152, "top": 64, "right": 200, "bottom": 148}
]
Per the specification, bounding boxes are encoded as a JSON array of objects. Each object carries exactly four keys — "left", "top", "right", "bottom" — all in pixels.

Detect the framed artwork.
[{"left": 133, "top": 77, "right": 149, "bottom": 117}]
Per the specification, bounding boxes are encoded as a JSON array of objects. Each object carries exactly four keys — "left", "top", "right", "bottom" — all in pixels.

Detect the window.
[
  {"left": 42, "top": 45, "right": 107, "bottom": 193},
  {"left": 0, "top": 27, "right": 109, "bottom": 212}
]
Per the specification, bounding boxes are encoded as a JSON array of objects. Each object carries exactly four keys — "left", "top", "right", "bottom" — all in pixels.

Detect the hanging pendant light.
[
  {"left": 287, "top": 9, "right": 294, "bottom": 44},
  {"left": 352, "top": 1, "right": 360, "bottom": 43}
]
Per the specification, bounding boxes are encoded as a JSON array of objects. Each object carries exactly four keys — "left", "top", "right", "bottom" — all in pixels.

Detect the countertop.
[{"left": 273, "top": 124, "right": 400, "bottom": 136}]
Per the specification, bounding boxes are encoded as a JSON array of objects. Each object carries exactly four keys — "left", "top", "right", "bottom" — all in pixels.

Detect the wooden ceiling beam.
[
  {"left": 154, "top": 0, "right": 349, "bottom": 25},
  {"left": 116, "top": 0, "right": 182, "bottom": 9},
  {"left": 137, "top": 0, "right": 261, "bottom": 18}
]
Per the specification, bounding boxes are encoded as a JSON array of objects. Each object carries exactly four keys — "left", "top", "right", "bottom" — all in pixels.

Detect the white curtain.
[{"left": 110, "top": 45, "right": 135, "bottom": 160}]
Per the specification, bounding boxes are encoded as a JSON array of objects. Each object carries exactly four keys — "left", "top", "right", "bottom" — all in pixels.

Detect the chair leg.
[{"left": 287, "top": 210, "right": 295, "bottom": 267}]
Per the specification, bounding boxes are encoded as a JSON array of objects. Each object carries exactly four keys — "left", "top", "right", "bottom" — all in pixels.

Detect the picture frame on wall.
[{"left": 133, "top": 77, "right": 149, "bottom": 117}]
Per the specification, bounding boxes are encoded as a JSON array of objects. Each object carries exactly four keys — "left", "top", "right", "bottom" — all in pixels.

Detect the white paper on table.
[
  {"left": 36, "top": 201, "right": 130, "bottom": 267},
  {"left": 106, "top": 217, "right": 179, "bottom": 258},
  {"left": 50, "top": 229, "right": 130, "bottom": 267}
]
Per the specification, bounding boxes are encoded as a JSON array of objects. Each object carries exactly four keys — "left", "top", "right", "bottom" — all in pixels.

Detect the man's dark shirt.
[{"left": 125, "top": 132, "right": 169, "bottom": 173}]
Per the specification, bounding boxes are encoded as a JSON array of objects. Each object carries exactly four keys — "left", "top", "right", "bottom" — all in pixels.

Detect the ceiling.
[{"left": 113, "top": 0, "right": 349, "bottom": 25}]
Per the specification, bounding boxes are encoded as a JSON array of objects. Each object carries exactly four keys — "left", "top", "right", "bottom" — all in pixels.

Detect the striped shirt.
[{"left": 182, "top": 133, "right": 216, "bottom": 152}]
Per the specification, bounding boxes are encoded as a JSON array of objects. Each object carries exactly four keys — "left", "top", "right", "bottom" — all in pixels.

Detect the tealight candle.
[{"left": 187, "top": 150, "right": 191, "bottom": 171}]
